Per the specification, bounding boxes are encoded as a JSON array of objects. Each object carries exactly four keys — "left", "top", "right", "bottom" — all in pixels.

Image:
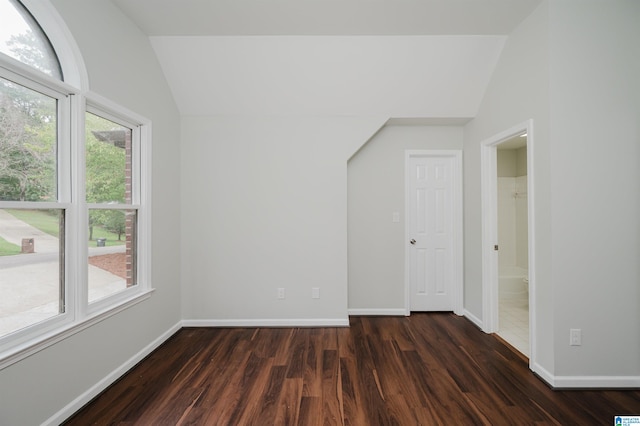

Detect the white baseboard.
[
  {"left": 43, "top": 321, "right": 183, "bottom": 426},
  {"left": 348, "top": 308, "right": 407, "bottom": 316},
  {"left": 532, "top": 360, "right": 640, "bottom": 388},
  {"left": 463, "top": 309, "right": 483, "bottom": 329},
  {"left": 531, "top": 362, "right": 555, "bottom": 387},
  {"left": 182, "top": 318, "right": 350, "bottom": 327},
  {"left": 551, "top": 375, "right": 640, "bottom": 389}
]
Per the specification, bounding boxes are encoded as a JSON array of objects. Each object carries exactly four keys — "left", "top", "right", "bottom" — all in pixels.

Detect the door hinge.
[{"left": 494, "top": 245, "right": 499, "bottom": 251}]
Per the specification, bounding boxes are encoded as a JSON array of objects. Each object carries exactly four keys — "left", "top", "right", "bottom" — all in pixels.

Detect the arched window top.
[{"left": 0, "top": 0, "right": 62, "bottom": 79}]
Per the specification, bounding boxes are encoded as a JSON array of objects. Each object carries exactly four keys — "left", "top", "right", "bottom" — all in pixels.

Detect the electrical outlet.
[
  {"left": 570, "top": 329, "right": 582, "bottom": 346},
  {"left": 277, "top": 288, "right": 285, "bottom": 299},
  {"left": 312, "top": 287, "right": 320, "bottom": 299}
]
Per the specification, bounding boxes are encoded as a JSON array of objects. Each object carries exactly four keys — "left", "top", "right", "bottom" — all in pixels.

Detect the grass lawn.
[
  {"left": 4, "top": 209, "right": 125, "bottom": 247},
  {"left": 0, "top": 236, "right": 20, "bottom": 256},
  {"left": 7, "top": 209, "right": 62, "bottom": 238}
]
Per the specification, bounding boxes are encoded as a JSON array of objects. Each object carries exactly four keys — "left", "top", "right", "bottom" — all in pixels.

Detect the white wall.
[
  {"left": 172, "top": 35, "right": 504, "bottom": 325},
  {"left": 549, "top": 0, "right": 640, "bottom": 380},
  {"left": 466, "top": 0, "right": 640, "bottom": 385},
  {"left": 150, "top": 36, "right": 506, "bottom": 117},
  {"left": 0, "top": 1, "right": 182, "bottom": 424},
  {"left": 463, "top": 1, "right": 553, "bottom": 371},
  {"left": 347, "top": 124, "right": 463, "bottom": 312},
  {"left": 181, "top": 115, "right": 386, "bottom": 324}
]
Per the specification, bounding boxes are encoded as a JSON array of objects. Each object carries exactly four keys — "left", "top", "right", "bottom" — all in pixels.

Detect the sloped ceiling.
[
  {"left": 149, "top": 35, "right": 506, "bottom": 117},
  {"left": 112, "top": 0, "right": 541, "bottom": 36},
  {"left": 111, "top": 0, "right": 541, "bottom": 117}
]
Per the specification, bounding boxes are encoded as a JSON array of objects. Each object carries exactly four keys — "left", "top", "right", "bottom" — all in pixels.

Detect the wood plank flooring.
[{"left": 64, "top": 313, "right": 640, "bottom": 425}]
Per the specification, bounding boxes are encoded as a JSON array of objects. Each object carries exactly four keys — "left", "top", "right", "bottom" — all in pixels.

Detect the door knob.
[{"left": 410, "top": 239, "right": 416, "bottom": 245}]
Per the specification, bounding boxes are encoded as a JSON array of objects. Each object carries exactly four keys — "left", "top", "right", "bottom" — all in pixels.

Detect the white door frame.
[
  {"left": 480, "top": 120, "right": 536, "bottom": 367},
  {"left": 405, "top": 150, "right": 463, "bottom": 316}
]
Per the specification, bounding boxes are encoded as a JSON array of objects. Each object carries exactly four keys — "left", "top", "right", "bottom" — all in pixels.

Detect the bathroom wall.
[{"left": 497, "top": 148, "right": 528, "bottom": 272}]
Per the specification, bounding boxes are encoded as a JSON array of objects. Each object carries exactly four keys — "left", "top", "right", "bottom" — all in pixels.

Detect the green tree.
[
  {"left": 104, "top": 210, "right": 126, "bottom": 241},
  {"left": 6, "top": 29, "right": 60, "bottom": 78},
  {"left": 0, "top": 80, "right": 56, "bottom": 201},
  {"left": 85, "top": 113, "right": 127, "bottom": 240},
  {"left": 0, "top": 29, "right": 58, "bottom": 202}
]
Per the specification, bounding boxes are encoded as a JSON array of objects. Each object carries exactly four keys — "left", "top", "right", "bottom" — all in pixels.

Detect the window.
[
  {"left": 0, "top": 0, "right": 151, "bottom": 367},
  {"left": 85, "top": 110, "right": 139, "bottom": 304},
  {"left": 0, "top": 69, "right": 68, "bottom": 340},
  {"left": 0, "top": 0, "right": 62, "bottom": 79}
]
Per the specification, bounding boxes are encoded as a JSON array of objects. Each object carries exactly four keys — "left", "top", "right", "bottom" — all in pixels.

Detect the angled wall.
[{"left": 180, "top": 115, "right": 386, "bottom": 324}]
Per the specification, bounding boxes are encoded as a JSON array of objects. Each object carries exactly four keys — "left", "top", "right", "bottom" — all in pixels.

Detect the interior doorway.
[
  {"left": 496, "top": 137, "right": 529, "bottom": 356},
  {"left": 481, "top": 120, "right": 536, "bottom": 366}
]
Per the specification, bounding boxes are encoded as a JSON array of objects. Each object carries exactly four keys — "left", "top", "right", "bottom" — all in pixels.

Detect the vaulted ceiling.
[
  {"left": 111, "top": 0, "right": 542, "bottom": 117},
  {"left": 112, "top": 0, "right": 541, "bottom": 36}
]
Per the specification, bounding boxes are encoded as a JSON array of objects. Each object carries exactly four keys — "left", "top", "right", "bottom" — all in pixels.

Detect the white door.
[{"left": 407, "top": 152, "right": 459, "bottom": 312}]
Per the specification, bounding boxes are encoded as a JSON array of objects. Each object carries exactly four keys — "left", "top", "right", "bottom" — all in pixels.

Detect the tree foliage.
[
  {"left": 0, "top": 79, "right": 56, "bottom": 201},
  {"left": 0, "top": 29, "right": 58, "bottom": 201},
  {"left": 1, "top": 30, "right": 128, "bottom": 239},
  {"left": 85, "top": 113, "right": 128, "bottom": 240},
  {"left": 6, "top": 29, "right": 60, "bottom": 78}
]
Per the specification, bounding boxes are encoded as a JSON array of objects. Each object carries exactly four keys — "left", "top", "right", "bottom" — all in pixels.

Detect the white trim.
[
  {"left": 480, "top": 119, "right": 536, "bottom": 370},
  {"left": 42, "top": 319, "right": 182, "bottom": 426},
  {"left": 348, "top": 309, "right": 407, "bottom": 316},
  {"left": 480, "top": 141, "right": 498, "bottom": 333},
  {"left": 531, "top": 362, "right": 555, "bottom": 387},
  {"left": 0, "top": 289, "right": 154, "bottom": 371},
  {"left": 551, "top": 376, "right": 640, "bottom": 389},
  {"left": 182, "top": 318, "right": 350, "bottom": 328},
  {"left": 0, "top": 201, "right": 72, "bottom": 209},
  {"left": 85, "top": 91, "right": 151, "bottom": 127},
  {"left": 0, "top": 52, "right": 77, "bottom": 95},
  {"left": 404, "top": 150, "right": 464, "bottom": 316},
  {"left": 463, "top": 309, "right": 484, "bottom": 330},
  {"left": 20, "top": 0, "right": 89, "bottom": 90},
  {"left": 530, "top": 363, "right": 640, "bottom": 389},
  {"left": 83, "top": 96, "right": 153, "bottom": 315}
]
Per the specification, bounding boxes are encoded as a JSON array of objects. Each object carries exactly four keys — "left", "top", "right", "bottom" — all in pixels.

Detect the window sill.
[{"left": 0, "top": 288, "right": 154, "bottom": 371}]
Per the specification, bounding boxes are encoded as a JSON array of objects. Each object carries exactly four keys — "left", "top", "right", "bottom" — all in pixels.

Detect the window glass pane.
[
  {"left": 0, "top": 208, "right": 63, "bottom": 337},
  {"left": 0, "top": 77, "right": 57, "bottom": 202},
  {"left": 85, "top": 113, "right": 132, "bottom": 204},
  {"left": 0, "top": 0, "right": 62, "bottom": 79},
  {"left": 88, "top": 209, "right": 137, "bottom": 303}
]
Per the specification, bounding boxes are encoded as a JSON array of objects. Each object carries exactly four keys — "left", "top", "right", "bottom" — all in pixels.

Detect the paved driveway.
[{"left": 0, "top": 209, "right": 126, "bottom": 336}]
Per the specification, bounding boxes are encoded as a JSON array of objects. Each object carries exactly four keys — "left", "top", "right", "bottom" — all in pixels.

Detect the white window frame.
[
  {"left": 0, "top": 12, "right": 153, "bottom": 369},
  {"left": 81, "top": 93, "right": 153, "bottom": 317}
]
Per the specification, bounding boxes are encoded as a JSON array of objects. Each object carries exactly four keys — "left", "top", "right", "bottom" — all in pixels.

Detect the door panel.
[{"left": 408, "top": 155, "right": 454, "bottom": 311}]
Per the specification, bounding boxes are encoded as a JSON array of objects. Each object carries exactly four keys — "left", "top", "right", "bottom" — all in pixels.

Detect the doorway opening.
[
  {"left": 481, "top": 120, "right": 536, "bottom": 365},
  {"left": 496, "top": 137, "right": 529, "bottom": 355}
]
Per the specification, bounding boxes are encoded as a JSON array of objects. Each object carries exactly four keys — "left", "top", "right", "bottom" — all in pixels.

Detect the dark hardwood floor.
[{"left": 64, "top": 313, "right": 640, "bottom": 425}]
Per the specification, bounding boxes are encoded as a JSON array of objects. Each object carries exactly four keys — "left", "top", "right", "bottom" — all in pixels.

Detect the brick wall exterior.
[{"left": 125, "top": 130, "right": 135, "bottom": 287}]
